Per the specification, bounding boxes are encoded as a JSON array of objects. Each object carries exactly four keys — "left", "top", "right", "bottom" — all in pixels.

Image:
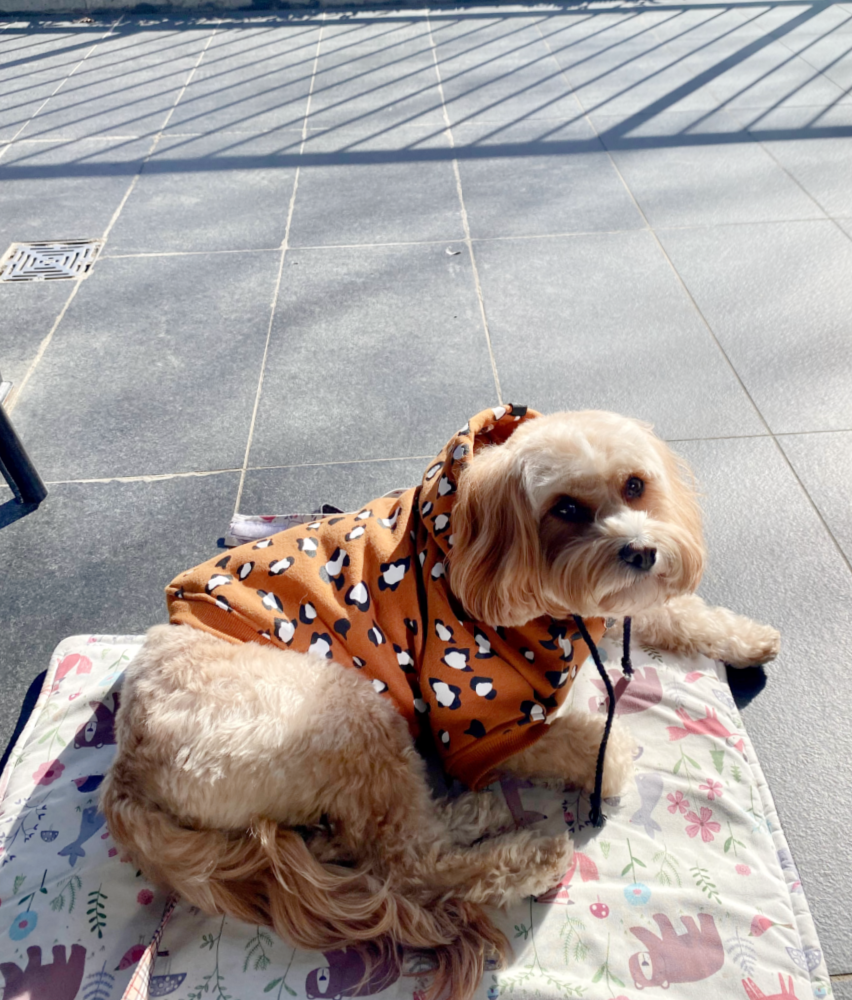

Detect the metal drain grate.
[{"left": 0, "top": 240, "right": 103, "bottom": 282}]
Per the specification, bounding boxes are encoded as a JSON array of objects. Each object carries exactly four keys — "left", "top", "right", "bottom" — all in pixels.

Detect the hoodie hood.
[{"left": 417, "top": 403, "right": 540, "bottom": 555}]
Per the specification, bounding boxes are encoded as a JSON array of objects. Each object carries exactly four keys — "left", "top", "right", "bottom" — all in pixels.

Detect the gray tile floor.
[{"left": 1, "top": 0, "right": 851, "bottom": 981}]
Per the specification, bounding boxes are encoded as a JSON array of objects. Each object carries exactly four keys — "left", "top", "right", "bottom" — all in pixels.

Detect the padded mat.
[{"left": 0, "top": 633, "right": 831, "bottom": 1000}]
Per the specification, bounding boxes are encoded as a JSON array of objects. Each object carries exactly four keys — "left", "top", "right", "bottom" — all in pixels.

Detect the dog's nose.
[{"left": 619, "top": 544, "right": 657, "bottom": 572}]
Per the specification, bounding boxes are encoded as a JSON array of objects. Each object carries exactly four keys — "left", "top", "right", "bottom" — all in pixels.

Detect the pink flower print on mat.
[
  {"left": 736, "top": 864, "right": 752, "bottom": 876},
  {"left": 685, "top": 806, "right": 721, "bottom": 842},
  {"left": 750, "top": 915, "right": 793, "bottom": 937},
  {"left": 33, "top": 759, "right": 65, "bottom": 786},
  {"left": 53, "top": 652, "right": 92, "bottom": 691},
  {"left": 699, "top": 779, "right": 723, "bottom": 800},
  {"left": 137, "top": 889, "right": 154, "bottom": 905},
  {"left": 9, "top": 911, "right": 38, "bottom": 940},
  {"left": 667, "top": 791, "right": 689, "bottom": 814}
]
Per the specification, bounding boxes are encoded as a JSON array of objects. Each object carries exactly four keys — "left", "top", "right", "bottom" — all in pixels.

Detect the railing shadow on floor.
[{"left": 1, "top": 3, "right": 851, "bottom": 172}]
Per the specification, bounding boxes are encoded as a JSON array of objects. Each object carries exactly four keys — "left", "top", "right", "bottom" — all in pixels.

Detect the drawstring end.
[
  {"left": 574, "top": 613, "right": 635, "bottom": 829},
  {"left": 622, "top": 616, "right": 633, "bottom": 675}
]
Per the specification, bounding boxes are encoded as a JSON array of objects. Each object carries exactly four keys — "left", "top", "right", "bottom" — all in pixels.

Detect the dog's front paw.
[
  {"left": 598, "top": 720, "right": 636, "bottom": 799},
  {"left": 523, "top": 834, "right": 575, "bottom": 899},
  {"left": 720, "top": 620, "right": 781, "bottom": 668}
]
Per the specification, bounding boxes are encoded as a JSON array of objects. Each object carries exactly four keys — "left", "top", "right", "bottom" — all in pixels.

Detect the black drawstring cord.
[
  {"left": 572, "top": 615, "right": 612, "bottom": 828},
  {"left": 622, "top": 616, "right": 633, "bottom": 675},
  {"left": 572, "top": 614, "right": 634, "bottom": 828}
]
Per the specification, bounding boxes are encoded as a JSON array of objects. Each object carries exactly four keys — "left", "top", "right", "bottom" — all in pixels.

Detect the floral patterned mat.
[{"left": 0, "top": 634, "right": 831, "bottom": 1000}]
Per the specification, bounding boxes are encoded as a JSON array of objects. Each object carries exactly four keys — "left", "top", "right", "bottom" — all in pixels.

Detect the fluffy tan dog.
[{"left": 101, "top": 409, "right": 779, "bottom": 1000}]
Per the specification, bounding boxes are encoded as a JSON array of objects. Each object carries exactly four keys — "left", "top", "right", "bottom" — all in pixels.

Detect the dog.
[{"left": 101, "top": 406, "right": 779, "bottom": 1000}]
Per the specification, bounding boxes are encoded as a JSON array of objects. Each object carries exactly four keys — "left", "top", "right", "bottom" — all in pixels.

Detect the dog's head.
[{"left": 448, "top": 411, "right": 705, "bottom": 627}]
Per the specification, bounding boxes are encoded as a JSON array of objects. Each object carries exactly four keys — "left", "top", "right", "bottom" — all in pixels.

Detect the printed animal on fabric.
[
  {"left": 666, "top": 706, "right": 745, "bottom": 754},
  {"left": 589, "top": 665, "right": 662, "bottom": 715},
  {"left": 305, "top": 946, "right": 401, "bottom": 998},
  {"left": 73, "top": 694, "right": 119, "bottom": 750},
  {"left": 57, "top": 804, "right": 106, "bottom": 866},
  {"left": 630, "top": 772, "right": 664, "bottom": 838},
  {"left": 167, "top": 405, "right": 607, "bottom": 790},
  {"left": 0, "top": 944, "right": 86, "bottom": 1000},
  {"left": 629, "top": 913, "right": 724, "bottom": 989}
]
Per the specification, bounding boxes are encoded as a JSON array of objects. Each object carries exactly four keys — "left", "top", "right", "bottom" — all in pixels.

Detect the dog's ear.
[
  {"left": 657, "top": 440, "right": 706, "bottom": 593},
  {"left": 448, "top": 445, "right": 544, "bottom": 628}
]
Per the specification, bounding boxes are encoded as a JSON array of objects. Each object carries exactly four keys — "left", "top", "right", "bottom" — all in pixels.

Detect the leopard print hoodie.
[{"left": 166, "top": 404, "right": 606, "bottom": 790}]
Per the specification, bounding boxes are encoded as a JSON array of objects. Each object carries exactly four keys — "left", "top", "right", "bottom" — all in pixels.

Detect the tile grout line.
[
  {"left": 233, "top": 15, "right": 326, "bottom": 519},
  {"left": 426, "top": 11, "right": 503, "bottom": 406},
  {"left": 17, "top": 422, "right": 852, "bottom": 489},
  {"left": 4, "top": 15, "right": 128, "bottom": 415},
  {"left": 31, "top": 452, "right": 438, "bottom": 487},
  {"left": 103, "top": 247, "right": 282, "bottom": 259},
  {"left": 41, "top": 468, "right": 242, "bottom": 486},
  {"left": 95, "top": 216, "right": 849, "bottom": 262},
  {"left": 535, "top": 17, "right": 852, "bottom": 581},
  {"left": 7, "top": 22, "right": 221, "bottom": 416}
]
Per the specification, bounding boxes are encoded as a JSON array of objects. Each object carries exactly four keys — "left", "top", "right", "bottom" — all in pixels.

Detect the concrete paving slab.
[
  {"left": 432, "top": 14, "right": 584, "bottom": 125},
  {"left": 0, "top": 279, "right": 69, "bottom": 388},
  {"left": 0, "top": 137, "right": 151, "bottom": 251},
  {"left": 105, "top": 130, "right": 301, "bottom": 254},
  {"left": 248, "top": 243, "right": 498, "bottom": 469},
  {"left": 17, "top": 60, "right": 197, "bottom": 140},
  {"left": 240, "top": 456, "right": 428, "bottom": 513},
  {"left": 86, "top": 20, "right": 216, "bottom": 70},
  {"left": 9, "top": 251, "right": 281, "bottom": 480},
  {"left": 598, "top": 108, "right": 825, "bottom": 227},
  {"left": 453, "top": 117, "right": 645, "bottom": 238},
  {"left": 706, "top": 33, "right": 851, "bottom": 110},
  {"left": 308, "top": 27, "right": 445, "bottom": 131},
  {"left": 727, "top": 105, "right": 852, "bottom": 219},
  {"left": 165, "top": 23, "right": 319, "bottom": 134},
  {"left": 1, "top": 79, "right": 65, "bottom": 143},
  {"left": 289, "top": 124, "right": 463, "bottom": 247},
  {"left": 546, "top": 18, "right": 726, "bottom": 117},
  {"left": 658, "top": 220, "right": 852, "bottom": 434},
  {"left": 474, "top": 230, "right": 765, "bottom": 440},
  {"left": 832, "top": 978, "right": 852, "bottom": 1000}
]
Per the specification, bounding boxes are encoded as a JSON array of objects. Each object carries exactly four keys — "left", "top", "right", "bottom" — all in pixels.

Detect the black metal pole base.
[{"left": 0, "top": 403, "right": 48, "bottom": 505}]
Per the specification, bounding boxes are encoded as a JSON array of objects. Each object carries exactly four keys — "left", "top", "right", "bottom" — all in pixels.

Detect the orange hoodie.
[{"left": 166, "top": 405, "right": 605, "bottom": 790}]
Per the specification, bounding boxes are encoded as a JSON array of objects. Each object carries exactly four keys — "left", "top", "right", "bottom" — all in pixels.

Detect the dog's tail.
[{"left": 101, "top": 785, "right": 507, "bottom": 1000}]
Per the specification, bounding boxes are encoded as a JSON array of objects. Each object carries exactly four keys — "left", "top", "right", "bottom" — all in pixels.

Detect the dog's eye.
[
  {"left": 550, "top": 496, "right": 592, "bottom": 523},
  {"left": 624, "top": 476, "right": 645, "bottom": 500}
]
